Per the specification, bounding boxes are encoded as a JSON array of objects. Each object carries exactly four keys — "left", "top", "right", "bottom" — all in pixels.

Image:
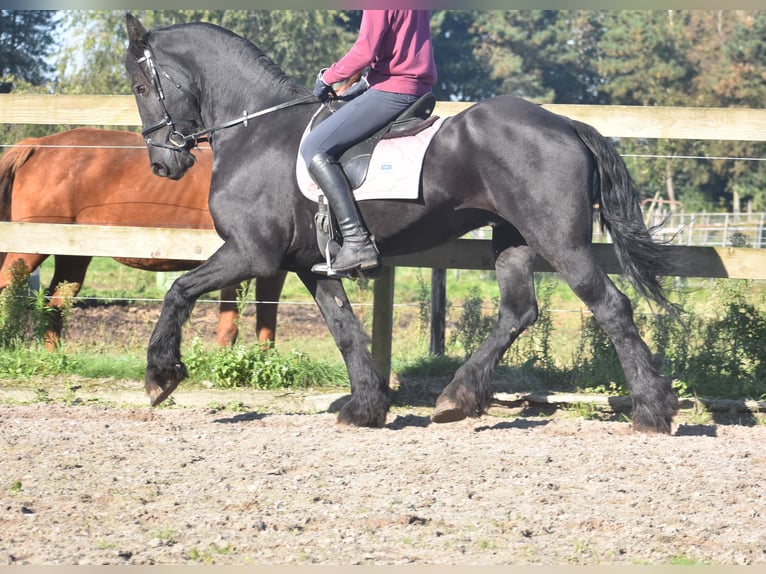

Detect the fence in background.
[{"left": 3, "top": 94, "right": 766, "bottom": 378}]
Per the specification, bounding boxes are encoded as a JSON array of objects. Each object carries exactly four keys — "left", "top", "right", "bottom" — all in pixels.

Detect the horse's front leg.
[
  {"left": 297, "top": 270, "right": 389, "bottom": 427},
  {"left": 145, "top": 242, "right": 256, "bottom": 406}
]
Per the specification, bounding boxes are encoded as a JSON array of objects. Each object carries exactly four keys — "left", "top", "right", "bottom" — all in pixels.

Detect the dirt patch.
[
  {"left": 62, "top": 298, "right": 329, "bottom": 349},
  {"left": 1, "top": 401, "right": 766, "bottom": 565},
  {"left": 2, "top": 304, "right": 766, "bottom": 565}
]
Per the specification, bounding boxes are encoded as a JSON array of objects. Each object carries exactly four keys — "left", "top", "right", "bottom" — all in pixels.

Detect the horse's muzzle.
[
  {"left": 150, "top": 149, "right": 195, "bottom": 180},
  {"left": 151, "top": 161, "right": 177, "bottom": 179}
]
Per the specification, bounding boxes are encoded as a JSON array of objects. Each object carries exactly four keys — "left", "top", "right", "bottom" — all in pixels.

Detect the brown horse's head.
[{"left": 125, "top": 14, "right": 199, "bottom": 180}]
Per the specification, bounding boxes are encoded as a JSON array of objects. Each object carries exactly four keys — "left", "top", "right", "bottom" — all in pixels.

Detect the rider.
[{"left": 300, "top": 10, "right": 437, "bottom": 276}]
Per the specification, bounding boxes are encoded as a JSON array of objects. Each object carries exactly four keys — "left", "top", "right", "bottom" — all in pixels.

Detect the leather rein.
[{"left": 136, "top": 47, "right": 316, "bottom": 151}]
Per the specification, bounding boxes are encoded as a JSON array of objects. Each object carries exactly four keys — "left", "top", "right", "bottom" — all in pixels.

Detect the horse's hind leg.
[
  {"left": 433, "top": 241, "right": 538, "bottom": 423},
  {"left": 255, "top": 270, "right": 287, "bottom": 344},
  {"left": 216, "top": 283, "right": 240, "bottom": 347},
  {"left": 44, "top": 255, "right": 90, "bottom": 350},
  {"left": 546, "top": 249, "right": 677, "bottom": 433}
]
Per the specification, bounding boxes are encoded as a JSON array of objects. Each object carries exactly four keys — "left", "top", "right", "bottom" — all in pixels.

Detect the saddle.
[
  {"left": 309, "top": 92, "right": 438, "bottom": 280},
  {"left": 320, "top": 92, "right": 437, "bottom": 189}
]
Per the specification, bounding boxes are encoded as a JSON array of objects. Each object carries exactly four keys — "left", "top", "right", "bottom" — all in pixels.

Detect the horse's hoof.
[
  {"left": 431, "top": 400, "right": 467, "bottom": 424},
  {"left": 337, "top": 397, "right": 387, "bottom": 428},
  {"left": 145, "top": 362, "right": 186, "bottom": 407},
  {"left": 631, "top": 419, "right": 672, "bottom": 435},
  {"left": 146, "top": 382, "right": 178, "bottom": 407}
]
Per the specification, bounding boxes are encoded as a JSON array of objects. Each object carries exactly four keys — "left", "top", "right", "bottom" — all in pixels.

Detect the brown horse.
[{"left": 0, "top": 127, "right": 287, "bottom": 348}]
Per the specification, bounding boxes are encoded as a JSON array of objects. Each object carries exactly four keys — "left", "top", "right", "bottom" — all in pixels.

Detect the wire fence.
[
  {"left": 642, "top": 212, "right": 766, "bottom": 249},
  {"left": 468, "top": 212, "right": 766, "bottom": 249}
]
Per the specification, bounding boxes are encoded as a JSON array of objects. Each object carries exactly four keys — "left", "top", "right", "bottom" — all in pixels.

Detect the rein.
[
  {"left": 136, "top": 47, "right": 316, "bottom": 151},
  {"left": 181, "top": 94, "right": 317, "bottom": 146}
]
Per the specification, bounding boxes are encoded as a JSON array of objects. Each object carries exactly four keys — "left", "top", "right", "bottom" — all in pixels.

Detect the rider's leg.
[
  {"left": 300, "top": 89, "right": 418, "bottom": 274},
  {"left": 308, "top": 152, "right": 380, "bottom": 273}
]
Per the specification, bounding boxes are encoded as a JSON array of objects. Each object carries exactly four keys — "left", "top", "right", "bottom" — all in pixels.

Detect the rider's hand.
[{"left": 313, "top": 69, "right": 335, "bottom": 102}]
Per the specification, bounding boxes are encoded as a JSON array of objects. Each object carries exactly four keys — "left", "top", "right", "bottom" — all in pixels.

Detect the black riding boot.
[{"left": 309, "top": 153, "right": 381, "bottom": 275}]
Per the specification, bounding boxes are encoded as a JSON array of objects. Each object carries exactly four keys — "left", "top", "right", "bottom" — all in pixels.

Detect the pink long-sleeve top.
[{"left": 322, "top": 10, "right": 437, "bottom": 97}]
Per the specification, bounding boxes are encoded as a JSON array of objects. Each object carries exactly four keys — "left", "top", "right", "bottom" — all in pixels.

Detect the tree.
[
  {"left": 469, "top": 11, "right": 609, "bottom": 104},
  {"left": 56, "top": 10, "right": 355, "bottom": 95},
  {"left": 429, "top": 11, "right": 499, "bottom": 102},
  {"left": 703, "top": 11, "right": 766, "bottom": 211},
  {"left": 597, "top": 11, "right": 703, "bottom": 208},
  {"left": 0, "top": 10, "right": 56, "bottom": 86}
]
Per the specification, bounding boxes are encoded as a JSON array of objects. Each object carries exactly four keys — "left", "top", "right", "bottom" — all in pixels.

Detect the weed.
[
  {"left": 153, "top": 528, "right": 177, "bottom": 542},
  {"left": 188, "top": 544, "right": 231, "bottom": 564},
  {"left": 668, "top": 554, "right": 707, "bottom": 565},
  {"left": 450, "top": 286, "right": 495, "bottom": 358},
  {"left": 567, "top": 402, "right": 600, "bottom": 420},
  {"left": 0, "top": 260, "right": 76, "bottom": 348},
  {"left": 9, "top": 480, "right": 22, "bottom": 494},
  {"left": 33, "top": 386, "right": 51, "bottom": 404},
  {"left": 184, "top": 338, "right": 346, "bottom": 389},
  {"left": 63, "top": 382, "right": 80, "bottom": 406}
]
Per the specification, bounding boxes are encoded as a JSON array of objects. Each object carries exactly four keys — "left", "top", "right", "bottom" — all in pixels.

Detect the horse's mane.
[{"left": 152, "top": 21, "right": 310, "bottom": 98}]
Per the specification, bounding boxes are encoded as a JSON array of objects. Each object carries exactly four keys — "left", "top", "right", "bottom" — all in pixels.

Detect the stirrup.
[
  {"left": 311, "top": 262, "right": 381, "bottom": 281},
  {"left": 311, "top": 239, "right": 355, "bottom": 278},
  {"left": 311, "top": 241, "right": 382, "bottom": 279}
]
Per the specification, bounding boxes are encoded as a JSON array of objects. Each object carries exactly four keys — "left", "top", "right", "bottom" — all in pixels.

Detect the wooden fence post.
[
  {"left": 371, "top": 266, "right": 395, "bottom": 381},
  {"left": 430, "top": 268, "right": 446, "bottom": 356}
]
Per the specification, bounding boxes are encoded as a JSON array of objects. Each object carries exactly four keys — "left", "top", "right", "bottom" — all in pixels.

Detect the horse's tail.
[
  {"left": 570, "top": 118, "right": 674, "bottom": 313},
  {"left": 0, "top": 142, "right": 37, "bottom": 268},
  {"left": 0, "top": 142, "right": 36, "bottom": 221}
]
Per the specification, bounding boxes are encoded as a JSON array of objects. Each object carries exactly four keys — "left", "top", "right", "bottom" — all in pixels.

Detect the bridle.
[{"left": 135, "top": 47, "right": 316, "bottom": 152}]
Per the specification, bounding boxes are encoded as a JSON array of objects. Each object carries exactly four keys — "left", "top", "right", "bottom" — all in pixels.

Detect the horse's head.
[{"left": 125, "top": 14, "right": 200, "bottom": 180}]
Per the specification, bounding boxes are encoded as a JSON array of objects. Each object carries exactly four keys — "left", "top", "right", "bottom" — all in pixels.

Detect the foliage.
[
  {"left": 430, "top": 10, "right": 500, "bottom": 101},
  {"left": 680, "top": 280, "right": 766, "bottom": 398},
  {"left": 0, "top": 345, "right": 76, "bottom": 379},
  {"left": 0, "top": 260, "right": 64, "bottom": 348},
  {"left": 450, "top": 286, "right": 495, "bottom": 359},
  {"left": 55, "top": 10, "right": 356, "bottom": 95},
  {"left": 0, "top": 10, "right": 56, "bottom": 84},
  {"left": 183, "top": 338, "right": 346, "bottom": 389},
  {"left": 472, "top": 10, "right": 608, "bottom": 104},
  {"left": 570, "top": 312, "right": 626, "bottom": 393}
]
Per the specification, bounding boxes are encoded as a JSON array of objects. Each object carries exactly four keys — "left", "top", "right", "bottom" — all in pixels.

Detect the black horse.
[{"left": 124, "top": 14, "right": 678, "bottom": 433}]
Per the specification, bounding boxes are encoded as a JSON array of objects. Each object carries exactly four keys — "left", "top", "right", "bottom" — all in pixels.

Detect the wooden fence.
[{"left": 3, "top": 94, "right": 766, "bottom": 379}]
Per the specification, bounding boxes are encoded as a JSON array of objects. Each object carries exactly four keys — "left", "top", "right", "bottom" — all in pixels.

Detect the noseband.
[{"left": 135, "top": 47, "right": 315, "bottom": 152}]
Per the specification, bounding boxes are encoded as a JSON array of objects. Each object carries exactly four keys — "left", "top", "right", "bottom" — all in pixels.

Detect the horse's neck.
[{"left": 188, "top": 37, "right": 305, "bottom": 127}]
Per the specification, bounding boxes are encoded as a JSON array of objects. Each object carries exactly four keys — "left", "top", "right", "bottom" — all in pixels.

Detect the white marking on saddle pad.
[{"left": 296, "top": 116, "right": 445, "bottom": 203}]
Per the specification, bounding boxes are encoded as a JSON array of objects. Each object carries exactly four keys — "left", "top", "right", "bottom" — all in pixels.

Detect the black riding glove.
[{"left": 313, "top": 69, "right": 335, "bottom": 102}]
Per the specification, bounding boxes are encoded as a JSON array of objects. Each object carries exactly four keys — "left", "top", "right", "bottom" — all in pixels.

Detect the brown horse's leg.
[
  {"left": 255, "top": 270, "right": 287, "bottom": 345},
  {"left": 215, "top": 272, "right": 287, "bottom": 347},
  {"left": 216, "top": 284, "right": 240, "bottom": 346},
  {"left": 43, "top": 255, "right": 90, "bottom": 350},
  {"left": 0, "top": 253, "right": 47, "bottom": 290}
]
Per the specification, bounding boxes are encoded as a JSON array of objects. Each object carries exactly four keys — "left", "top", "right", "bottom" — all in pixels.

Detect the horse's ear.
[{"left": 126, "top": 13, "right": 148, "bottom": 57}]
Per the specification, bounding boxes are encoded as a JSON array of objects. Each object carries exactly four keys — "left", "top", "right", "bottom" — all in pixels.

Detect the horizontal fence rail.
[
  {"left": 3, "top": 94, "right": 766, "bottom": 379},
  {"left": 1, "top": 223, "right": 765, "bottom": 280},
  {"left": 4, "top": 94, "right": 766, "bottom": 140}
]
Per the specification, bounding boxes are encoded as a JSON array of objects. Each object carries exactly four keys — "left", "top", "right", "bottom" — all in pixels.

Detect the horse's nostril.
[{"left": 151, "top": 162, "right": 168, "bottom": 177}]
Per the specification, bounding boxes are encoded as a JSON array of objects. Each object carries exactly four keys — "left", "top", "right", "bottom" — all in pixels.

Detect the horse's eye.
[{"left": 134, "top": 84, "right": 148, "bottom": 96}]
